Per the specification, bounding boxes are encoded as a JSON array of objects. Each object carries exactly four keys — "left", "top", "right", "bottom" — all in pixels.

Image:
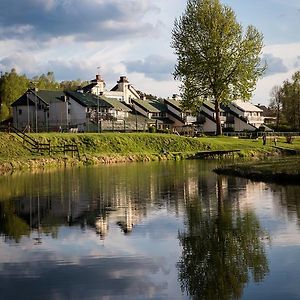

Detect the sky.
[{"left": 0, "top": 0, "right": 300, "bottom": 106}]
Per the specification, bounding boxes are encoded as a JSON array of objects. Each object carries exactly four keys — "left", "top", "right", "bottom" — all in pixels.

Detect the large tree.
[
  {"left": 0, "top": 69, "right": 29, "bottom": 121},
  {"left": 172, "top": 0, "right": 265, "bottom": 135},
  {"left": 269, "top": 85, "right": 283, "bottom": 130},
  {"left": 281, "top": 72, "right": 300, "bottom": 130}
]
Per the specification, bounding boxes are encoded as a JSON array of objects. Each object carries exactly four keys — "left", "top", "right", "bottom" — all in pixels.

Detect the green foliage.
[
  {"left": 59, "top": 79, "right": 90, "bottom": 91},
  {"left": 0, "top": 69, "right": 29, "bottom": 120},
  {"left": 177, "top": 178, "right": 269, "bottom": 299},
  {"left": 0, "top": 103, "right": 10, "bottom": 122},
  {"left": 172, "top": 0, "right": 264, "bottom": 135},
  {"left": 0, "top": 69, "right": 90, "bottom": 121},
  {"left": 31, "top": 71, "right": 59, "bottom": 90},
  {"left": 272, "top": 71, "right": 300, "bottom": 130}
]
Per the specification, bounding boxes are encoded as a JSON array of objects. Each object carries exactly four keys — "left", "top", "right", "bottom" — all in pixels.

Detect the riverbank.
[
  {"left": 214, "top": 156, "right": 300, "bottom": 185},
  {"left": 0, "top": 132, "right": 299, "bottom": 175}
]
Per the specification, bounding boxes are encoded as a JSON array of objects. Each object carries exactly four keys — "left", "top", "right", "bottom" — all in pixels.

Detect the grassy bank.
[
  {"left": 214, "top": 156, "right": 300, "bottom": 185},
  {"left": 0, "top": 132, "right": 299, "bottom": 174}
]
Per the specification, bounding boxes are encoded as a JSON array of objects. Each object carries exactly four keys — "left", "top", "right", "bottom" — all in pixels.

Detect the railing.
[{"left": 223, "top": 131, "right": 300, "bottom": 137}]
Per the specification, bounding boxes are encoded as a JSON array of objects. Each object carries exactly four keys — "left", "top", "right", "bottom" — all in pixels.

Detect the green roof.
[
  {"left": 11, "top": 90, "right": 66, "bottom": 107},
  {"left": 66, "top": 91, "right": 131, "bottom": 111},
  {"left": 165, "top": 98, "right": 182, "bottom": 110},
  {"left": 36, "top": 90, "right": 66, "bottom": 104},
  {"left": 203, "top": 100, "right": 224, "bottom": 112},
  {"left": 132, "top": 99, "right": 160, "bottom": 113},
  {"left": 149, "top": 100, "right": 168, "bottom": 112},
  {"left": 67, "top": 91, "right": 111, "bottom": 108},
  {"left": 101, "top": 96, "right": 131, "bottom": 111}
]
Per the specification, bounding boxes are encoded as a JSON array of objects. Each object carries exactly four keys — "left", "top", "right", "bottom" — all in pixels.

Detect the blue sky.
[{"left": 0, "top": 0, "right": 300, "bottom": 105}]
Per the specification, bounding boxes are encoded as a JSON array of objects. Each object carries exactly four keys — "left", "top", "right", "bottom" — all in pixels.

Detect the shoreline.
[
  {"left": 214, "top": 156, "right": 300, "bottom": 185},
  {"left": 1, "top": 132, "right": 299, "bottom": 176}
]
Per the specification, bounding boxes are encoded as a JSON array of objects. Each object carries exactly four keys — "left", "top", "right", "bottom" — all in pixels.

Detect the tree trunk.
[
  {"left": 215, "top": 100, "right": 222, "bottom": 135},
  {"left": 276, "top": 103, "right": 280, "bottom": 130}
]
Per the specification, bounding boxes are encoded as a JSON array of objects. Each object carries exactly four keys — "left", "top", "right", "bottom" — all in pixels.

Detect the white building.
[
  {"left": 11, "top": 89, "right": 131, "bottom": 132},
  {"left": 227, "top": 100, "right": 265, "bottom": 130},
  {"left": 82, "top": 75, "right": 140, "bottom": 104},
  {"left": 11, "top": 89, "right": 69, "bottom": 131}
]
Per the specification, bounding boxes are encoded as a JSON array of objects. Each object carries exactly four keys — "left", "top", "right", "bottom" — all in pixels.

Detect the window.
[{"left": 18, "top": 109, "right": 22, "bottom": 115}]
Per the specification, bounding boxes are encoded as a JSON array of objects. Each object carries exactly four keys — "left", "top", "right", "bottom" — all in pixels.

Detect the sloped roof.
[
  {"left": 67, "top": 91, "right": 131, "bottom": 111},
  {"left": 203, "top": 100, "right": 224, "bottom": 112},
  {"left": 11, "top": 93, "right": 33, "bottom": 106},
  {"left": 81, "top": 82, "right": 97, "bottom": 92},
  {"left": 36, "top": 90, "right": 66, "bottom": 104},
  {"left": 132, "top": 99, "right": 160, "bottom": 113},
  {"left": 11, "top": 90, "right": 66, "bottom": 107},
  {"left": 149, "top": 100, "right": 168, "bottom": 112},
  {"left": 102, "top": 96, "right": 131, "bottom": 111},
  {"left": 110, "top": 84, "right": 119, "bottom": 92},
  {"left": 232, "top": 100, "right": 263, "bottom": 112},
  {"left": 165, "top": 98, "right": 182, "bottom": 110},
  {"left": 66, "top": 91, "right": 99, "bottom": 107}
]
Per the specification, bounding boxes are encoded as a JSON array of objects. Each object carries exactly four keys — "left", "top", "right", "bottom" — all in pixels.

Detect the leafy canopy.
[{"left": 172, "top": 0, "right": 265, "bottom": 109}]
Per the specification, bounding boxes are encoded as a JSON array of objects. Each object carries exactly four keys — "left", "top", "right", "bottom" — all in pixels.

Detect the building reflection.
[
  {"left": 0, "top": 162, "right": 204, "bottom": 243},
  {"left": 0, "top": 161, "right": 299, "bottom": 247}
]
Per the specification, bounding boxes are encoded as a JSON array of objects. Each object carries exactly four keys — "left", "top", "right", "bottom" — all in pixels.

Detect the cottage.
[
  {"left": 225, "top": 100, "right": 265, "bottom": 131},
  {"left": 11, "top": 89, "right": 69, "bottom": 132},
  {"left": 199, "top": 101, "right": 227, "bottom": 133}
]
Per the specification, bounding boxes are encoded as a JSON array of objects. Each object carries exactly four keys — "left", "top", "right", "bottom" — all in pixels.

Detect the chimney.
[{"left": 118, "top": 76, "right": 129, "bottom": 83}]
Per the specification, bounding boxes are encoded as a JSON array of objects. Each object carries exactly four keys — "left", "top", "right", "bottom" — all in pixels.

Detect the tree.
[
  {"left": 172, "top": 0, "right": 265, "bottom": 135},
  {"left": 281, "top": 72, "right": 300, "bottom": 130},
  {"left": 0, "top": 69, "right": 29, "bottom": 121},
  {"left": 269, "top": 85, "right": 282, "bottom": 130},
  {"left": 272, "top": 71, "right": 300, "bottom": 131},
  {"left": 177, "top": 177, "right": 269, "bottom": 299}
]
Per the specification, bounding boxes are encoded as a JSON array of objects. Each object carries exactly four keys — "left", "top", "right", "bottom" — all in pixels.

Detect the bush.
[{"left": 148, "top": 126, "right": 156, "bottom": 133}]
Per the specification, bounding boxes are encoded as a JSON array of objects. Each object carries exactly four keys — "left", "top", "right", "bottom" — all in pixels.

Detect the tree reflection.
[
  {"left": 270, "top": 185, "right": 300, "bottom": 226},
  {"left": 0, "top": 202, "right": 30, "bottom": 242},
  {"left": 177, "top": 177, "right": 269, "bottom": 299}
]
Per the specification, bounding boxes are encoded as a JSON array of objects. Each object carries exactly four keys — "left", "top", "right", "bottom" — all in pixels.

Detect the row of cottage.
[{"left": 11, "top": 74, "right": 266, "bottom": 133}]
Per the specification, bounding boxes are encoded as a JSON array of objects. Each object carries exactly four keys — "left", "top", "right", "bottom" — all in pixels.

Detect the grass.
[
  {"left": 0, "top": 132, "right": 300, "bottom": 174},
  {"left": 214, "top": 156, "right": 300, "bottom": 185}
]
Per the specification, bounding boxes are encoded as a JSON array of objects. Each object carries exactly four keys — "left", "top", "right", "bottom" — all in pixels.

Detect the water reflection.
[
  {"left": 0, "top": 161, "right": 299, "bottom": 299},
  {"left": 0, "top": 162, "right": 214, "bottom": 243},
  {"left": 177, "top": 177, "right": 269, "bottom": 299},
  {"left": 269, "top": 184, "right": 300, "bottom": 225}
]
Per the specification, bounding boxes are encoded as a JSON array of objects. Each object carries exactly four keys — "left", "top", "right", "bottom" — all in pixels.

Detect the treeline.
[
  {"left": 0, "top": 69, "right": 89, "bottom": 122},
  {"left": 270, "top": 71, "right": 300, "bottom": 131}
]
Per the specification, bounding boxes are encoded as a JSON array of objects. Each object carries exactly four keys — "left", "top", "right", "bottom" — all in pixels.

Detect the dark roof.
[
  {"left": 132, "top": 99, "right": 160, "bottom": 113},
  {"left": 36, "top": 90, "right": 66, "bottom": 104},
  {"left": 110, "top": 84, "right": 119, "bottom": 92},
  {"left": 66, "top": 91, "right": 130, "bottom": 111},
  {"left": 66, "top": 91, "right": 107, "bottom": 108},
  {"left": 11, "top": 93, "right": 33, "bottom": 107},
  {"left": 11, "top": 90, "right": 66, "bottom": 107},
  {"left": 149, "top": 100, "right": 168, "bottom": 112},
  {"left": 203, "top": 100, "right": 224, "bottom": 112},
  {"left": 102, "top": 96, "right": 131, "bottom": 111},
  {"left": 165, "top": 98, "right": 182, "bottom": 111},
  {"left": 81, "top": 83, "right": 97, "bottom": 93}
]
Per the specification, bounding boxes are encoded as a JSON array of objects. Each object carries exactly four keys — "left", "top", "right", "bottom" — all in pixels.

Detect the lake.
[{"left": 0, "top": 160, "right": 300, "bottom": 300}]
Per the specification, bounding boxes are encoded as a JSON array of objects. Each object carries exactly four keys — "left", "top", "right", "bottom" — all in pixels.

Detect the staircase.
[{"left": 5, "top": 125, "right": 80, "bottom": 159}]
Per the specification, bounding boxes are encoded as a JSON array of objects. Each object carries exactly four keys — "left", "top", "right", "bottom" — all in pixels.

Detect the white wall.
[
  {"left": 69, "top": 99, "right": 88, "bottom": 126},
  {"left": 202, "top": 118, "right": 217, "bottom": 133},
  {"left": 233, "top": 116, "right": 257, "bottom": 131}
]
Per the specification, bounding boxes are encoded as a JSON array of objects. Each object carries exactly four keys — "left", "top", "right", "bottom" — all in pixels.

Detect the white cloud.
[{"left": 253, "top": 42, "right": 300, "bottom": 105}]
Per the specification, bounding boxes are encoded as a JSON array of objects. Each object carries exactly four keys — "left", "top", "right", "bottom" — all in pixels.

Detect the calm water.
[{"left": 0, "top": 161, "right": 300, "bottom": 300}]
